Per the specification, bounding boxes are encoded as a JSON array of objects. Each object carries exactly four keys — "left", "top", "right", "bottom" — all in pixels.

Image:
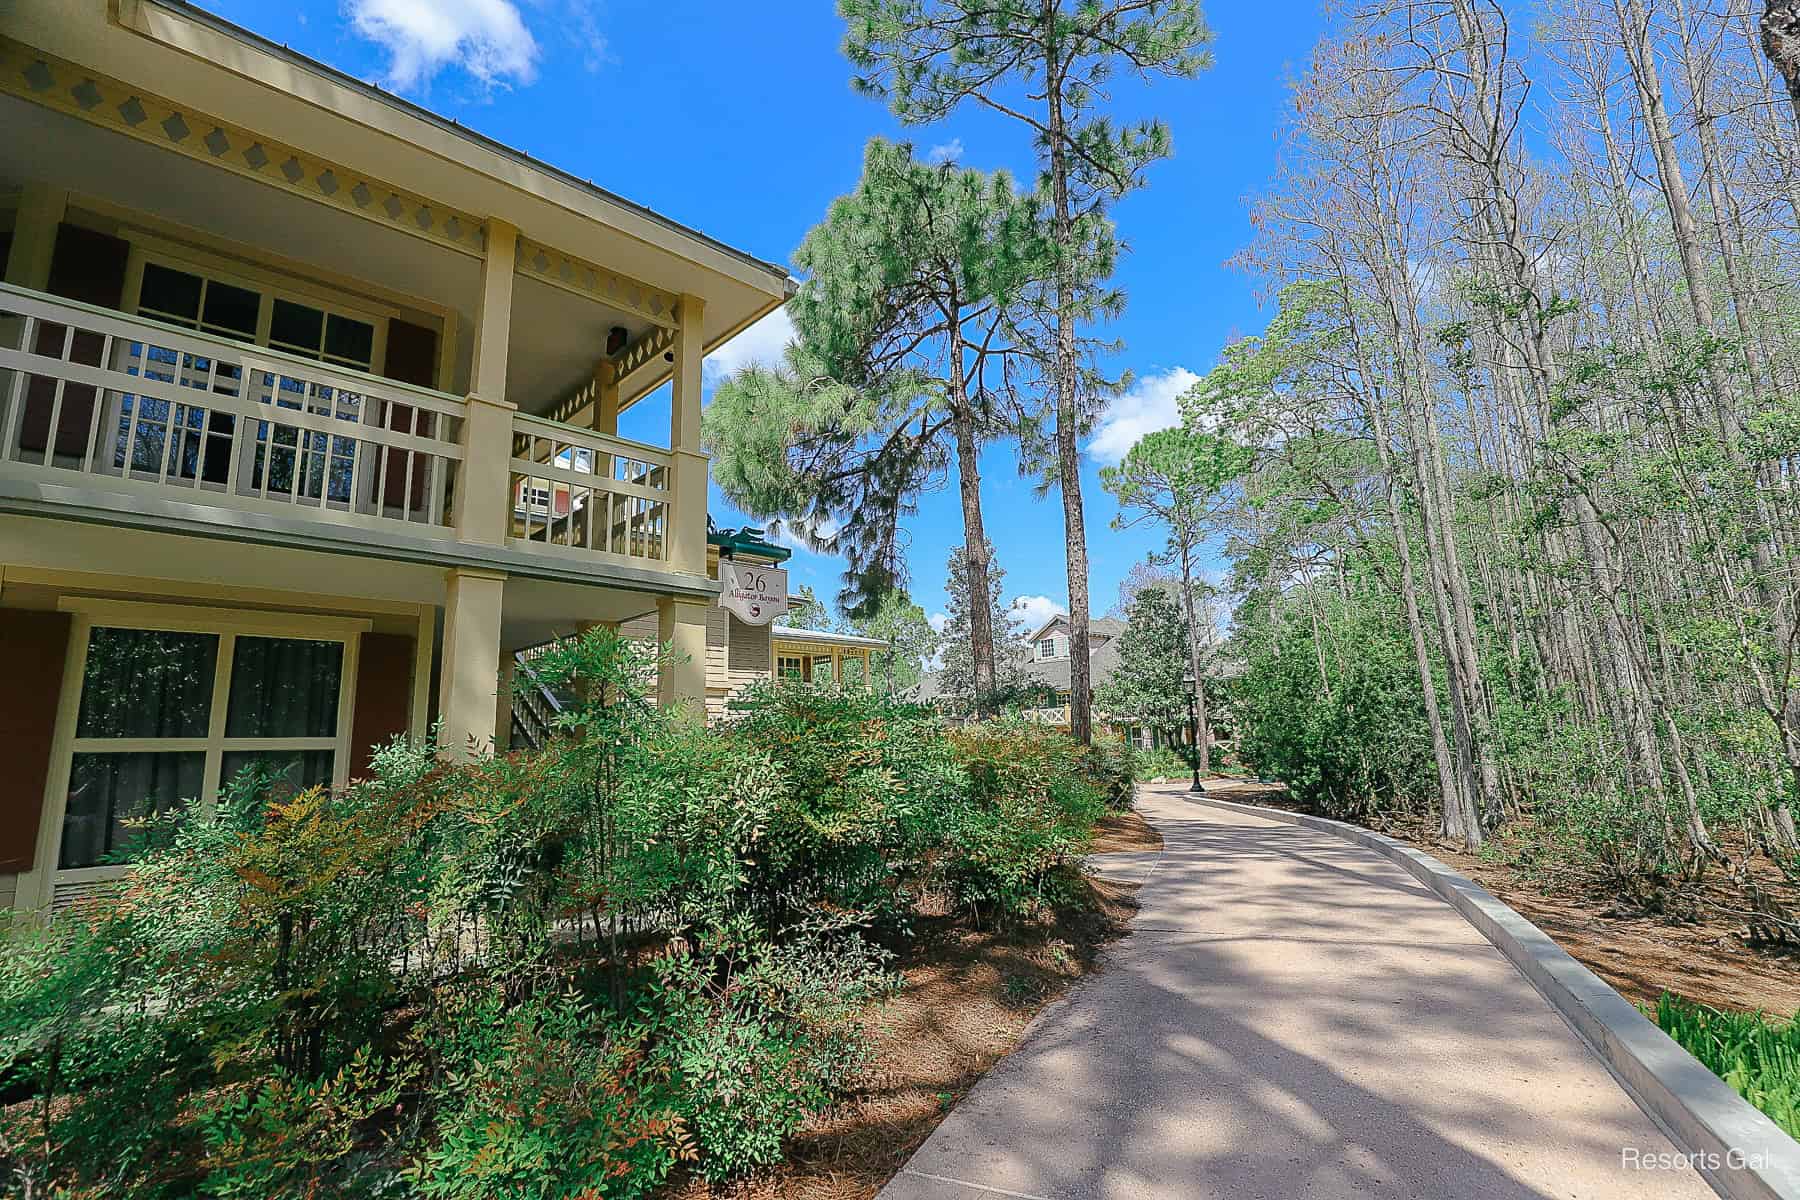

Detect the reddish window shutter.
[
  {"left": 350, "top": 634, "right": 415, "bottom": 781},
  {"left": 17, "top": 225, "right": 128, "bottom": 460},
  {"left": 46, "top": 224, "right": 130, "bottom": 309},
  {"left": 0, "top": 611, "right": 72, "bottom": 872},
  {"left": 377, "top": 318, "right": 441, "bottom": 514}
]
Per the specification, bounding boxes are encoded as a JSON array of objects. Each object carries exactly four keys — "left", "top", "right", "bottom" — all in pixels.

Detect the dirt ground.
[
  {"left": 1200, "top": 779, "right": 1800, "bottom": 1019},
  {"left": 664, "top": 843, "right": 1143, "bottom": 1200}
]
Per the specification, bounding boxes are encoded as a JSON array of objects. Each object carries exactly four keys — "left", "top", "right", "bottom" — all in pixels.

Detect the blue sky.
[{"left": 206, "top": 0, "right": 1325, "bottom": 631}]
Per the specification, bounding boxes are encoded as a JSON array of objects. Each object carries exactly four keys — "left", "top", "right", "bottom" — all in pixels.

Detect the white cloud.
[
  {"left": 704, "top": 306, "right": 795, "bottom": 380},
  {"left": 1085, "top": 366, "right": 1200, "bottom": 465},
  {"left": 348, "top": 0, "right": 540, "bottom": 90},
  {"left": 928, "top": 612, "right": 950, "bottom": 633},
  {"left": 1008, "top": 595, "right": 1067, "bottom": 634},
  {"left": 552, "top": 0, "right": 608, "bottom": 73},
  {"left": 927, "top": 138, "right": 964, "bottom": 164}
]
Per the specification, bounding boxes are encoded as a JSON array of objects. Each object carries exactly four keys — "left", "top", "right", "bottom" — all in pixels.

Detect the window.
[
  {"left": 777, "top": 654, "right": 804, "bottom": 682},
  {"left": 269, "top": 298, "right": 376, "bottom": 371},
  {"left": 134, "top": 259, "right": 380, "bottom": 374},
  {"left": 116, "top": 256, "right": 395, "bottom": 502},
  {"left": 49, "top": 609, "right": 356, "bottom": 879},
  {"left": 1038, "top": 637, "right": 1062, "bottom": 660}
]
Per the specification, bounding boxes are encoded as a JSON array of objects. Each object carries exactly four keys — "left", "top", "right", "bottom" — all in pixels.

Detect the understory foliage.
[
  {"left": 1653, "top": 994, "right": 1800, "bottom": 1139},
  {"left": 0, "top": 628, "right": 1119, "bottom": 1199}
]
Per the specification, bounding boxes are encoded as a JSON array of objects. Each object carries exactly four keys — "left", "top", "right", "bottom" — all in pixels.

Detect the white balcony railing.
[
  {"left": 0, "top": 283, "right": 465, "bottom": 537},
  {"left": 508, "top": 414, "right": 670, "bottom": 566},
  {"left": 0, "top": 283, "right": 691, "bottom": 577}
]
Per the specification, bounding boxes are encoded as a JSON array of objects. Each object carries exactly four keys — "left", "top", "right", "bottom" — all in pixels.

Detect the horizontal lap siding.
[{"left": 619, "top": 607, "right": 770, "bottom": 718}]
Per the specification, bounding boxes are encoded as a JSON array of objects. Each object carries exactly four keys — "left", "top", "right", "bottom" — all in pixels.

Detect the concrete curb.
[{"left": 1179, "top": 792, "right": 1800, "bottom": 1200}]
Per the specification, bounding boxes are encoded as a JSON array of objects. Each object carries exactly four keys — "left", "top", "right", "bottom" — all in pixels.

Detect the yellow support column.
[
  {"left": 494, "top": 648, "right": 517, "bottom": 751},
  {"left": 657, "top": 595, "right": 709, "bottom": 717},
  {"left": 593, "top": 358, "right": 620, "bottom": 436},
  {"left": 666, "top": 295, "right": 708, "bottom": 577},
  {"left": 3, "top": 183, "right": 66, "bottom": 289},
  {"left": 439, "top": 568, "right": 506, "bottom": 760},
  {"left": 457, "top": 218, "right": 519, "bottom": 548}
]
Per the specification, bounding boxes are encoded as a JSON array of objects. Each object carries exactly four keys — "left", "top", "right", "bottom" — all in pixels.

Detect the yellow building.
[
  {"left": 0, "top": 1, "right": 795, "bottom": 909},
  {"left": 581, "top": 527, "right": 883, "bottom": 734}
]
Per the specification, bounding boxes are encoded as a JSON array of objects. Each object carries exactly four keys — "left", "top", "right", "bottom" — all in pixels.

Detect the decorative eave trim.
[
  {"left": 0, "top": 37, "right": 681, "bottom": 335},
  {"left": 514, "top": 237, "right": 677, "bottom": 331},
  {"left": 0, "top": 36, "right": 488, "bottom": 259}
]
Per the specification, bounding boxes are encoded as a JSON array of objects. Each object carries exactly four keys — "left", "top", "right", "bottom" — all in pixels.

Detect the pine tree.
[
  {"left": 841, "top": 0, "right": 1214, "bottom": 744},
  {"left": 1097, "top": 584, "right": 1192, "bottom": 746},
  {"left": 850, "top": 590, "right": 941, "bottom": 693},
  {"left": 939, "top": 540, "right": 1026, "bottom": 716},
  {"left": 704, "top": 138, "right": 1050, "bottom": 709}
]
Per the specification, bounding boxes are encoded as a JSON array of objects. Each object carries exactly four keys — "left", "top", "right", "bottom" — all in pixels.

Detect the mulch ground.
[
  {"left": 665, "top": 838, "right": 1142, "bottom": 1200},
  {"left": 1201, "top": 780, "right": 1800, "bottom": 1019},
  {"left": 1091, "top": 804, "right": 1164, "bottom": 854}
]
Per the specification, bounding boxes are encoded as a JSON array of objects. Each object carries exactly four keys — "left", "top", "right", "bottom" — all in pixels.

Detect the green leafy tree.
[
  {"left": 842, "top": 0, "right": 1214, "bottom": 744},
  {"left": 1097, "top": 584, "right": 1191, "bottom": 745},
  {"left": 784, "top": 584, "right": 832, "bottom": 631},
  {"left": 1103, "top": 426, "right": 1247, "bottom": 774},
  {"left": 847, "top": 589, "right": 940, "bottom": 693},
  {"left": 705, "top": 138, "right": 1048, "bottom": 707}
]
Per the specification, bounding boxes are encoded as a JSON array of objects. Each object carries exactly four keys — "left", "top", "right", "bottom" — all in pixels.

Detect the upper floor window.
[
  {"left": 1037, "top": 636, "right": 1064, "bottom": 660},
  {"left": 133, "top": 258, "right": 381, "bottom": 376}
]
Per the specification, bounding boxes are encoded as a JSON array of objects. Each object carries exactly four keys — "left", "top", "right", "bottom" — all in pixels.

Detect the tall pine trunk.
[
  {"left": 1044, "top": 0, "right": 1094, "bottom": 744},
  {"left": 947, "top": 318, "right": 998, "bottom": 709}
]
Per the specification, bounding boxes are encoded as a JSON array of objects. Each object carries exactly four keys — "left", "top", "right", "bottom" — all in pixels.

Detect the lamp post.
[{"left": 1182, "top": 669, "right": 1205, "bottom": 793}]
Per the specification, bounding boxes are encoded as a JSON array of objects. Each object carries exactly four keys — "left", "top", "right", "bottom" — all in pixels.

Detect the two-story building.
[{"left": 0, "top": 0, "right": 796, "bottom": 910}]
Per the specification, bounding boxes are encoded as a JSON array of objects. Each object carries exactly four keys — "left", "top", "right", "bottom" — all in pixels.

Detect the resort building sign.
[{"left": 719, "top": 562, "right": 788, "bottom": 626}]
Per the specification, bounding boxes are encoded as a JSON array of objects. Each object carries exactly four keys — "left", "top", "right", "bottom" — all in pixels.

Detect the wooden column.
[
  {"left": 439, "top": 568, "right": 505, "bottom": 761},
  {"left": 667, "top": 294, "right": 707, "bottom": 577},
  {"left": 3, "top": 184, "right": 67, "bottom": 289},
  {"left": 457, "top": 219, "right": 519, "bottom": 548},
  {"left": 657, "top": 594, "right": 709, "bottom": 716}
]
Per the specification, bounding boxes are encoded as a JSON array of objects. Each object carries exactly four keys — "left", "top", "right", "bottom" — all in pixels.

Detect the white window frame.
[{"left": 19, "top": 599, "right": 369, "bottom": 911}]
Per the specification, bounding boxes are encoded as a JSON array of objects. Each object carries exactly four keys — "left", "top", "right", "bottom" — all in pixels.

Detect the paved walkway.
[{"left": 877, "top": 784, "right": 1716, "bottom": 1200}]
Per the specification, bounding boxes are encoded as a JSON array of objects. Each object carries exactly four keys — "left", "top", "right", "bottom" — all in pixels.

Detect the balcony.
[{"left": 0, "top": 282, "right": 686, "bottom": 580}]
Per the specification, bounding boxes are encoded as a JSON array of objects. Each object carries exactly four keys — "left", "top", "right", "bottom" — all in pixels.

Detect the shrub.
[
  {"left": 0, "top": 628, "right": 1112, "bottom": 1196},
  {"left": 1135, "top": 746, "right": 1190, "bottom": 782},
  {"left": 942, "top": 719, "right": 1109, "bottom": 921},
  {"left": 644, "top": 931, "right": 891, "bottom": 1181},
  {"left": 410, "top": 990, "right": 685, "bottom": 1200},
  {"left": 1080, "top": 736, "right": 1139, "bottom": 810}
]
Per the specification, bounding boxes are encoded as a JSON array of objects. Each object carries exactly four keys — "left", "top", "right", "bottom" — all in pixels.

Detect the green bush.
[
  {"left": 410, "top": 990, "right": 683, "bottom": 1200},
  {"left": 1230, "top": 602, "right": 1435, "bottom": 821},
  {"left": 0, "top": 629, "right": 1109, "bottom": 1197},
  {"left": 1652, "top": 993, "right": 1800, "bottom": 1139},
  {"left": 1080, "top": 735, "right": 1139, "bottom": 810},
  {"left": 943, "top": 719, "right": 1110, "bottom": 921},
  {"left": 1135, "top": 746, "right": 1191, "bottom": 782}
]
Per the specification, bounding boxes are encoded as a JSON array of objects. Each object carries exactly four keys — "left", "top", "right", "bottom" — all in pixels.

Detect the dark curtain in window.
[
  {"left": 226, "top": 637, "right": 342, "bottom": 738},
  {"left": 219, "top": 749, "right": 334, "bottom": 802},
  {"left": 60, "top": 751, "right": 204, "bottom": 868},
  {"left": 76, "top": 628, "right": 217, "bottom": 739}
]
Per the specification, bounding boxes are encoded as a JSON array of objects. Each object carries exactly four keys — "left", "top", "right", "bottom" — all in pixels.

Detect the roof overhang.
[{"left": 3, "top": 0, "right": 794, "bottom": 405}]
